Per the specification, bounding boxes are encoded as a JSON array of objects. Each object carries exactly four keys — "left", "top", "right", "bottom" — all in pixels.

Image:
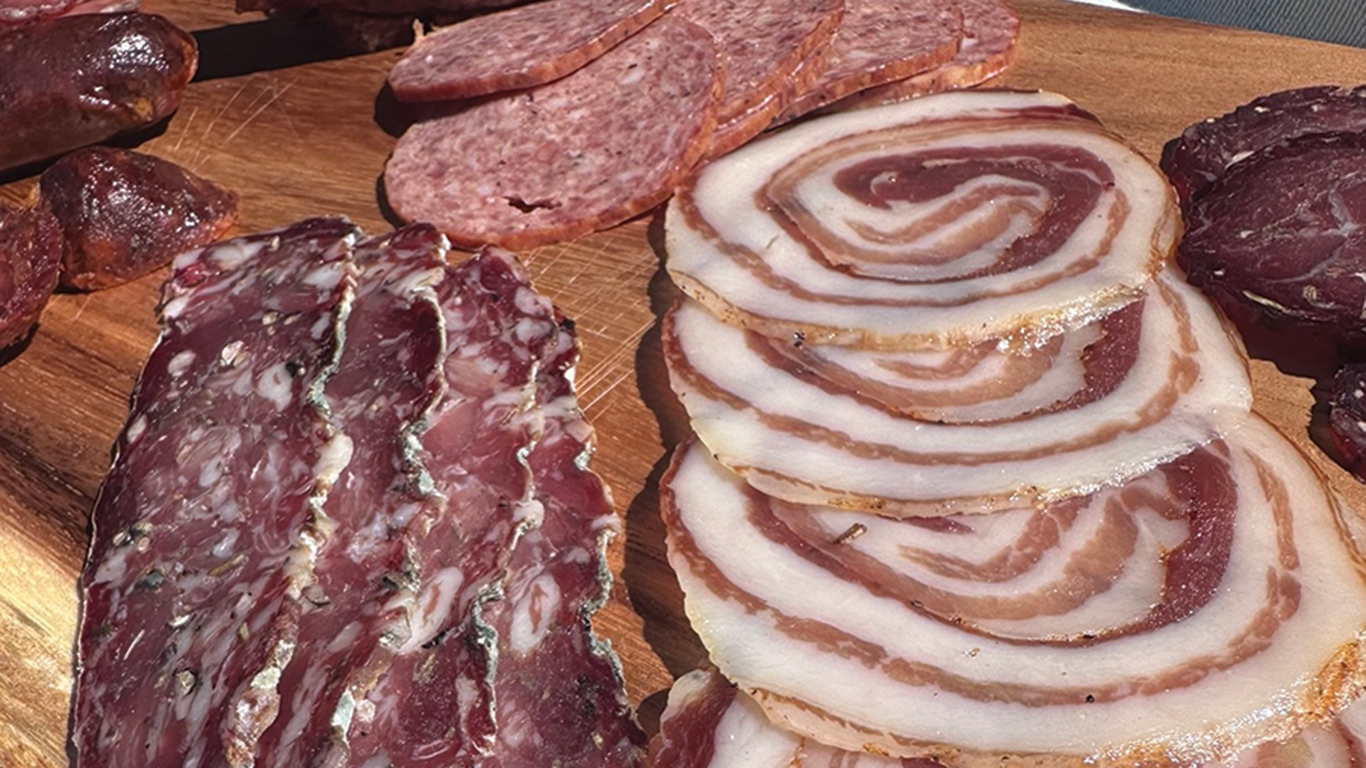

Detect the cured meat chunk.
[
  {"left": 664, "top": 270, "right": 1251, "bottom": 514},
  {"left": 0, "top": 0, "right": 138, "bottom": 28},
  {"left": 74, "top": 218, "right": 359, "bottom": 767},
  {"left": 661, "top": 415, "right": 1366, "bottom": 765},
  {"left": 778, "top": 0, "right": 962, "bottom": 123},
  {"left": 1177, "top": 133, "right": 1366, "bottom": 337},
  {"left": 248, "top": 226, "right": 449, "bottom": 767},
  {"left": 476, "top": 318, "right": 646, "bottom": 767},
  {"left": 676, "top": 0, "right": 843, "bottom": 126},
  {"left": 0, "top": 13, "right": 197, "bottom": 172},
  {"left": 385, "top": 15, "right": 721, "bottom": 249},
  {"left": 666, "top": 90, "right": 1180, "bottom": 350},
  {"left": 335, "top": 249, "right": 562, "bottom": 766},
  {"left": 821, "top": 0, "right": 1020, "bottom": 114},
  {"left": 1161, "top": 85, "right": 1366, "bottom": 210},
  {"left": 1330, "top": 362, "right": 1366, "bottom": 483},
  {"left": 39, "top": 147, "right": 239, "bottom": 291},
  {"left": 388, "top": 0, "right": 666, "bottom": 102},
  {"left": 653, "top": 670, "right": 932, "bottom": 768},
  {"left": 0, "top": 203, "right": 62, "bottom": 350}
]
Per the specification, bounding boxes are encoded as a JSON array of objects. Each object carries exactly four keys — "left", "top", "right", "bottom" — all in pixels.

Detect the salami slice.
[
  {"left": 476, "top": 318, "right": 646, "bottom": 766},
  {"left": 1177, "top": 132, "right": 1366, "bottom": 337},
  {"left": 1161, "top": 85, "right": 1366, "bottom": 210},
  {"left": 0, "top": 203, "right": 62, "bottom": 350},
  {"left": 388, "top": 0, "right": 666, "bottom": 102},
  {"left": 706, "top": 44, "right": 831, "bottom": 161},
  {"left": 778, "top": 0, "right": 962, "bottom": 123},
  {"left": 74, "top": 217, "right": 360, "bottom": 767},
  {"left": 385, "top": 14, "right": 721, "bottom": 249}
]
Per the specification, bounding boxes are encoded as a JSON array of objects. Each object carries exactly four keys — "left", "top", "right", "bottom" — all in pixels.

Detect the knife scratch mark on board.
[{"left": 221, "top": 78, "right": 297, "bottom": 149}]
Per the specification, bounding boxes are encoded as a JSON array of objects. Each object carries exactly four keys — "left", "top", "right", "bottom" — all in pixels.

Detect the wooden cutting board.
[{"left": 2, "top": 1, "right": 1365, "bottom": 765}]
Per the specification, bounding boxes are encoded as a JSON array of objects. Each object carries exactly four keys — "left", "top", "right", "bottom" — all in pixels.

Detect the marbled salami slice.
[
  {"left": 0, "top": 203, "right": 62, "bottom": 350},
  {"left": 388, "top": 0, "right": 666, "bottom": 102},
  {"left": 1177, "top": 132, "right": 1366, "bottom": 337},
  {"left": 706, "top": 45, "right": 831, "bottom": 161},
  {"left": 667, "top": 90, "right": 1180, "bottom": 350},
  {"left": 778, "top": 0, "right": 962, "bottom": 123},
  {"left": 662, "top": 416, "right": 1366, "bottom": 766},
  {"left": 1161, "top": 85, "right": 1366, "bottom": 210},
  {"left": 249, "top": 226, "right": 449, "bottom": 767},
  {"left": 74, "top": 217, "right": 360, "bottom": 767},
  {"left": 475, "top": 318, "right": 645, "bottom": 766},
  {"left": 676, "top": 0, "right": 843, "bottom": 126},
  {"left": 385, "top": 14, "right": 721, "bottom": 249},
  {"left": 336, "top": 248, "right": 563, "bottom": 766},
  {"left": 664, "top": 270, "right": 1251, "bottom": 514}
]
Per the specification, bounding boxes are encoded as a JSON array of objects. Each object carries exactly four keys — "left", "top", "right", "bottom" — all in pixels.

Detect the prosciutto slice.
[
  {"left": 664, "top": 269, "right": 1250, "bottom": 513},
  {"left": 666, "top": 90, "right": 1180, "bottom": 350},
  {"left": 661, "top": 415, "right": 1366, "bottom": 765}
]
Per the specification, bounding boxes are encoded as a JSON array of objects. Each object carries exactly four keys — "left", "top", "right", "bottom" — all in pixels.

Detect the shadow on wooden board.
[{"left": 193, "top": 16, "right": 409, "bottom": 82}]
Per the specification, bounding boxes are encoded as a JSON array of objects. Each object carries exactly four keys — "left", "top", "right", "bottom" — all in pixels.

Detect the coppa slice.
[
  {"left": 385, "top": 14, "right": 721, "bottom": 249},
  {"left": 1161, "top": 85, "right": 1366, "bottom": 210},
  {"left": 666, "top": 90, "right": 1180, "bottom": 350},
  {"left": 777, "top": 0, "right": 962, "bottom": 123},
  {"left": 388, "top": 0, "right": 666, "bottom": 102},
  {"left": 664, "top": 270, "right": 1251, "bottom": 514},
  {"left": 661, "top": 415, "right": 1366, "bottom": 766},
  {"left": 73, "top": 218, "right": 359, "bottom": 767}
]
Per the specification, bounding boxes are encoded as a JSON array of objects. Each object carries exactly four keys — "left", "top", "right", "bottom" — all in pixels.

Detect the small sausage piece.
[
  {"left": 0, "top": 204, "right": 63, "bottom": 350},
  {"left": 39, "top": 147, "right": 239, "bottom": 291},
  {"left": 0, "top": 13, "right": 198, "bottom": 172}
]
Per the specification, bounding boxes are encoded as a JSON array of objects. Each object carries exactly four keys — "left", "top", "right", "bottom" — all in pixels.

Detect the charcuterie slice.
[
  {"left": 1161, "top": 85, "right": 1366, "bottom": 210},
  {"left": 664, "top": 270, "right": 1250, "bottom": 513},
  {"left": 662, "top": 416, "right": 1366, "bottom": 766},
  {"left": 387, "top": 0, "right": 666, "bottom": 102},
  {"left": 385, "top": 14, "right": 721, "bottom": 249},
  {"left": 667, "top": 90, "right": 1180, "bottom": 350},
  {"left": 74, "top": 218, "right": 360, "bottom": 767}
]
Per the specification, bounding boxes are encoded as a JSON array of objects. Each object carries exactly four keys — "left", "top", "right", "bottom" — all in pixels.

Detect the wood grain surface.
[{"left": 2, "top": 2, "right": 1365, "bottom": 765}]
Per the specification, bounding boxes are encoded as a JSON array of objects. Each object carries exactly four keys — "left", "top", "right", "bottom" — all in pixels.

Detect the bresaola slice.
[
  {"left": 661, "top": 417, "right": 1366, "bottom": 766},
  {"left": 74, "top": 218, "right": 359, "bottom": 767},
  {"left": 664, "top": 270, "right": 1250, "bottom": 514},
  {"left": 666, "top": 90, "right": 1180, "bottom": 350},
  {"left": 384, "top": 14, "right": 721, "bottom": 249},
  {"left": 1161, "top": 85, "right": 1366, "bottom": 210},
  {"left": 387, "top": 0, "right": 667, "bottom": 102}
]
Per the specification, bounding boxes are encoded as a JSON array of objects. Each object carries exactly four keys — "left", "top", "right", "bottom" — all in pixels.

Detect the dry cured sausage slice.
[
  {"left": 661, "top": 416, "right": 1366, "bottom": 766},
  {"left": 666, "top": 90, "right": 1180, "bottom": 350},
  {"left": 1161, "top": 85, "right": 1366, "bottom": 210},
  {"left": 0, "top": 13, "right": 197, "bottom": 172},
  {"left": 385, "top": 14, "right": 721, "bottom": 249},
  {"left": 664, "top": 270, "right": 1250, "bottom": 514},
  {"left": 0, "top": 203, "right": 62, "bottom": 350},
  {"left": 476, "top": 318, "right": 646, "bottom": 766},
  {"left": 74, "top": 217, "right": 360, "bottom": 767},
  {"left": 248, "top": 226, "right": 449, "bottom": 767},
  {"left": 706, "top": 44, "right": 832, "bottom": 161},
  {"left": 1177, "top": 132, "right": 1366, "bottom": 337},
  {"left": 334, "top": 248, "right": 563, "bottom": 766},
  {"left": 387, "top": 0, "right": 667, "bottom": 102},
  {"left": 778, "top": 0, "right": 962, "bottom": 123},
  {"left": 676, "top": 0, "right": 843, "bottom": 126},
  {"left": 39, "top": 147, "right": 239, "bottom": 291}
]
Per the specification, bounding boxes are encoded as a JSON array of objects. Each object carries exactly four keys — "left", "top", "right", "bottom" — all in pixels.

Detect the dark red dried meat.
[
  {"left": 1331, "top": 362, "right": 1366, "bottom": 482},
  {"left": 0, "top": 0, "right": 138, "bottom": 28},
  {"left": 0, "top": 204, "right": 62, "bottom": 350},
  {"left": 40, "top": 147, "right": 239, "bottom": 291},
  {"left": 1177, "top": 132, "right": 1366, "bottom": 336},
  {"left": 0, "top": 13, "right": 197, "bottom": 172},
  {"left": 1161, "top": 85, "right": 1366, "bottom": 211}
]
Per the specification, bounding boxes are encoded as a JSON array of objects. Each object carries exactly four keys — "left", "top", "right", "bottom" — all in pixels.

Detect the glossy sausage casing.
[{"left": 0, "top": 12, "right": 197, "bottom": 173}]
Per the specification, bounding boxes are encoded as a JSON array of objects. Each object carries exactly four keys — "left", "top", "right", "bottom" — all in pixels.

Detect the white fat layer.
[{"left": 400, "top": 567, "right": 466, "bottom": 654}]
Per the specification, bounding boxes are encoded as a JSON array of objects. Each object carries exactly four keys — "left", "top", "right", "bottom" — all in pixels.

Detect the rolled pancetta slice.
[
  {"left": 662, "top": 416, "right": 1366, "bottom": 766},
  {"left": 666, "top": 90, "right": 1180, "bottom": 350},
  {"left": 664, "top": 269, "right": 1250, "bottom": 513}
]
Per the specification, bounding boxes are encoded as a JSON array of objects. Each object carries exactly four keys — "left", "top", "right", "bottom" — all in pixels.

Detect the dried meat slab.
[
  {"left": 74, "top": 217, "right": 360, "bottom": 767},
  {"left": 0, "top": 202, "right": 63, "bottom": 350},
  {"left": 476, "top": 319, "right": 645, "bottom": 767},
  {"left": 336, "top": 248, "right": 563, "bottom": 766},
  {"left": 384, "top": 14, "right": 721, "bottom": 249},
  {"left": 388, "top": 0, "right": 666, "bottom": 102}
]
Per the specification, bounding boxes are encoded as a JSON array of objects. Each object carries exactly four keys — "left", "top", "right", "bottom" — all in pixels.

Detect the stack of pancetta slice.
[
  {"left": 380, "top": 0, "right": 1021, "bottom": 248},
  {"left": 655, "top": 89, "right": 1366, "bottom": 766}
]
